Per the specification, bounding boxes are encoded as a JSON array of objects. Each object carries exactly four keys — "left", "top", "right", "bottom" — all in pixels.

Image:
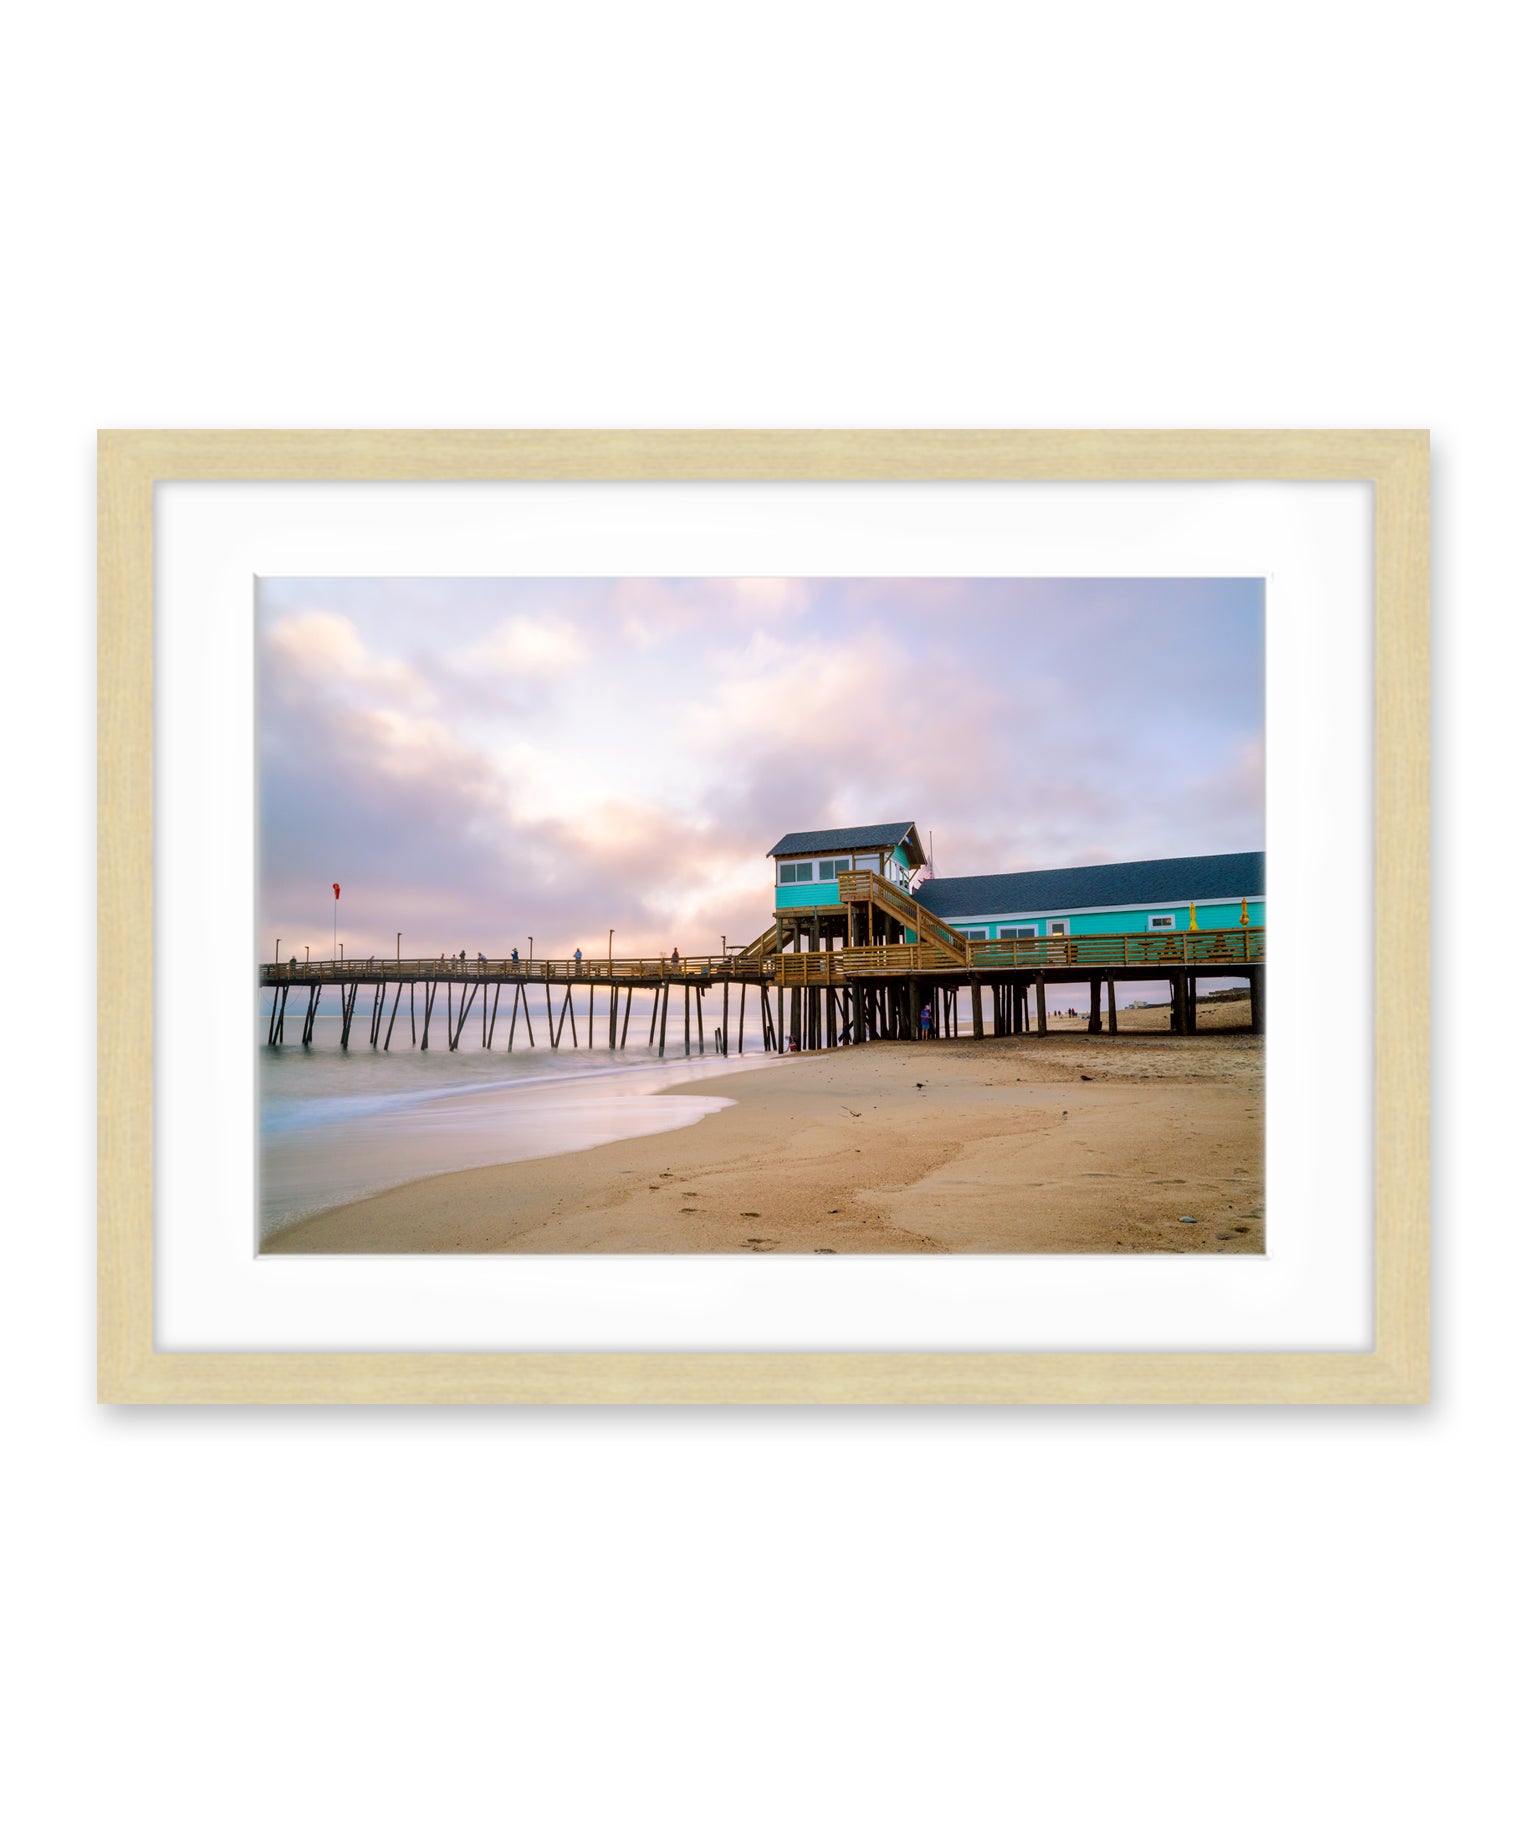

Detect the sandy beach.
[{"left": 263, "top": 997, "right": 1263, "bottom": 1255}]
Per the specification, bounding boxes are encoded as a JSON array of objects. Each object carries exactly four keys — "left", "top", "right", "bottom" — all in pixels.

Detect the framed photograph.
[{"left": 98, "top": 430, "right": 1428, "bottom": 1403}]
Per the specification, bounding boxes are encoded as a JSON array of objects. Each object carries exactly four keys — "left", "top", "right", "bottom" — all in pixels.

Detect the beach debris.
[
  {"left": 741, "top": 1211, "right": 760, "bottom": 1218},
  {"left": 841, "top": 1106, "right": 861, "bottom": 1117},
  {"left": 814, "top": 1248, "right": 836, "bottom": 1254},
  {"left": 1178, "top": 1216, "right": 1198, "bottom": 1224},
  {"left": 828, "top": 1208, "right": 840, "bottom": 1214},
  {"left": 1080, "top": 1074, "right": 1093, "bottom": 1081},
  {"left": 915, "top": 1081, "right": 924, "bottom": 1088}
]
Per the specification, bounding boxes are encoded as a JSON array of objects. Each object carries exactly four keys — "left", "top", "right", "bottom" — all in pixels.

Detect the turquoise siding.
[
  {"left": 907, "top": 899, "right": 1265, "bottom": 941},
  {"left": 776, "top": 879, "right": 843, "bottom": 912}
]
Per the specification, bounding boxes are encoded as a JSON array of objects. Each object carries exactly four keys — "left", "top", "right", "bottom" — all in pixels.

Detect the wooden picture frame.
[{"left": 98, "top": 429, "right": 1429, "bottom": 1403}]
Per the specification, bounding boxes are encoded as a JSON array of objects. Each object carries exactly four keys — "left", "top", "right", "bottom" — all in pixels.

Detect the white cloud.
[{"left": 457, "top": 615, "right": 589, "bottom": 679}]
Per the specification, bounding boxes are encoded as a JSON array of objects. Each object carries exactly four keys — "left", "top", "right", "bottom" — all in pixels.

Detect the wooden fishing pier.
[{"left": 259, "top": 867, "right": 1265, "bottom": 1054}]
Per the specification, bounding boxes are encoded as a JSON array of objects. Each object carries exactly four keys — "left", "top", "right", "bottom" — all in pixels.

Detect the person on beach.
[
  {"left": 787, "top": 1036, "right": 799, "bottom": 1053},
  {"left": 920, "top": 1001, "right": 932, "bottom": 1039}
]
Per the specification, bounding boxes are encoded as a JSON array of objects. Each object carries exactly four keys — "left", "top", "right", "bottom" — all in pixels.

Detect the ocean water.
[{"left": 258, "top": 990, "right": 778, "bottom": 1235}]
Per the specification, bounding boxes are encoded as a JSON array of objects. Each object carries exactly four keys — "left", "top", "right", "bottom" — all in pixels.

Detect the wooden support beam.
[
  {"left": 1250, "top": 966, "right": 1265, "bottom": 1033},
  {"left": 737, "top": 981, "right": 746, "bottom": 1054},
  {"left": 1107, "top": 978, "right": 1118, "bottom": 1035},
  {"left": 409, "top": 981, "right": 416, "bottom": 1046},
  {"left": 971, "top": 978, "right": 983, "bottom": 1039},
  {"left": 649, "top": 986, "right": 660, "bottom": 1048},
  {"left": 546, "top": 983, "right": 556, "bottom": 1047},
  {"left": 684, "top": 981, "right": 692, "bottom": 1055},
  {"left": 1035, "top": 972, "right": 1048, "bottom": 1035},
  {"left": 777, "top": 981, "right": 784, "bottom": 1052},
  {"left": 420, "top": 980, "right": 436, "bottom": 1049},
  {"left": 721, "top": 980, "right": 730, "bottom": 1056},
  {"left": 657, "top": 981, "right": 670, "bottom": 1057},
  {"left": 487, "top": 982, "right": 501, "bottom": 1047},
  {"left": 1088, "top": 974, "right": 1102, "bottom": 1034},
  {"left": 267, "top": 984, "right": 282, "bottom": 1046},
  {"left": 621, "top": 987, "right": 634, "bottom": 1048},
  {"left": 696, "top": 983, "right": 705, "bottom": 1055},
  {"left": 452, "top": 980, "right": 477, "bottom": 1051}
]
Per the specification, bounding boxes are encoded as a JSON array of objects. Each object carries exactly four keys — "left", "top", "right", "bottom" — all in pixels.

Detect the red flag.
[{"left": 333, "top": 883, "right": 341, "bottom": 899}]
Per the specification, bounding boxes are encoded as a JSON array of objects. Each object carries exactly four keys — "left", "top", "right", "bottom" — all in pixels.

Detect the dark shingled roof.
[
  {"left": 915, "top": 851, "right": 1264, "bottom": 920},
  {"left": 768, "top": 822, "right": 925, "bottom": 865}
]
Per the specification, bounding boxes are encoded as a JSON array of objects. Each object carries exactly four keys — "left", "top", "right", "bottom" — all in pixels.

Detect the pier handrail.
[
  {"left": 259, "top": 953, "right": 772, "bottom": 985},
  {"left": 260, "top": 928, "right": 1262, "bottom": 987},
  {"left": 777, "top": 924, "right": 1265, "bottom": 981}
]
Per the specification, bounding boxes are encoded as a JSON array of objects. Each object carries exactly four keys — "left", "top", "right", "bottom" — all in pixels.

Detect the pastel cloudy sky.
[{"left": 258, "top": 577, "right": 1263, "bottom": 958}]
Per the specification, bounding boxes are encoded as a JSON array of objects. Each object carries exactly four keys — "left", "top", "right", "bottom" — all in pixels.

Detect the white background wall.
[{"left": 3, "top": 6, "right": 1526, "bottom": 1842}]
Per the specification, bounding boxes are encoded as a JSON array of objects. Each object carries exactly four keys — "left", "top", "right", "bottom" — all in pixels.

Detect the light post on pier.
[
  {"left": 397, "top": 931, "right": 402, "bottom": 964},
  {"left": 528, "top": 936, "right": 533, "bottom": 966},
  {"left": 608, "top": 928, "right": 614, "bottom": 970},
  {"left": 275, "top": 939, "right": 280, "bottom": 965}
]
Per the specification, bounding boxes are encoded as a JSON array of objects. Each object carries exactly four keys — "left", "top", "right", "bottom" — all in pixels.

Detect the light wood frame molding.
[{"left": 98, "top": 429, "right": 1429, "bottom": 1404}]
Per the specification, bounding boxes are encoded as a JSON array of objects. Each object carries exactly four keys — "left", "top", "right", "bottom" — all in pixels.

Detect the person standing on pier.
[{"left": 574, "top": 946, "right": 583, "bottom": 968}]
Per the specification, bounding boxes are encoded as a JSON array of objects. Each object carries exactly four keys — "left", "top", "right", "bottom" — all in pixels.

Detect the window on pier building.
[
  {"left": 778, "top": 861, "right": 816, "bottom": 884},
  {"left": 999, "top": 925, "right": 1037, "bottom": 940},
  {"left": 1148, "top": 913, "right": 1177, "bottom": 931},
  {"left": 817, "top": 857, "right": 852, "bottom": 879}
]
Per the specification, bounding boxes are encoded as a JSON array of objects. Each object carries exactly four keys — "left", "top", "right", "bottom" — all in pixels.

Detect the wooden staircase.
[{"left": 837, "top": 868, "right": 971, "bottom": 963}]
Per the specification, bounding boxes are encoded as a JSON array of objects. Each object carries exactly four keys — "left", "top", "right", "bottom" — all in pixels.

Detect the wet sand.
[{"left": 263, "top": 999, "right": 1264, "bottom": 1255}]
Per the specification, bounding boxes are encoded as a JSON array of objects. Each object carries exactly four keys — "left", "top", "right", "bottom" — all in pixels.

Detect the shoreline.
[{"left": 261, "top": 1006, "right": 1264, "bottom": 1255}]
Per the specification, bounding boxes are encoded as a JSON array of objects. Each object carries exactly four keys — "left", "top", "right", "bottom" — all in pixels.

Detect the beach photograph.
[{"left": 257, "top": 576, "right": 1265, "bottom": 1254}]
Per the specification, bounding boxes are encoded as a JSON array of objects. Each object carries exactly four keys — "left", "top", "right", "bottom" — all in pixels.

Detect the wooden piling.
[
  {"left": 546, "top": 983, "right": 556, "bottom": 1047},
  {"left": 657, "top": 980, "right": 670, "bottom": 1057},
  {"left": 487, "top": 982, "right": 501, "bottom": 1047},
  {"left": 1035, "top": 972, "right": 1048, "bottom": 1035},
  {"left": 1088, "top": 974, "right": 1102, "bottom": 1034},
  {"left": 1250, "top": 966, "right": 1265, "bottom": 1033},
  {"left": 1107, "top": 978, "right": 1118, "bottom": 1035},
  {"left": 649, "top": 986, "right": 660, "bottom": 1048},
  {"left": 737, "top": 982, "right": 746, "bottom": 1054},
  {"left": 696, "top": 984, "right": 705, "bottom": 1054}
]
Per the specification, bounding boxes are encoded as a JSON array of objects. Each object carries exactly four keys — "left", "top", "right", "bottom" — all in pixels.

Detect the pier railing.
[
  {"left": 260, "top": 954, "right": 774, "bottom": 985},
  {"left": 261, "top": 929, "right": 1262, "bottom": 990},
  {"left": 777, "top": 925, "right": 1265, "bottom": 982}
]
